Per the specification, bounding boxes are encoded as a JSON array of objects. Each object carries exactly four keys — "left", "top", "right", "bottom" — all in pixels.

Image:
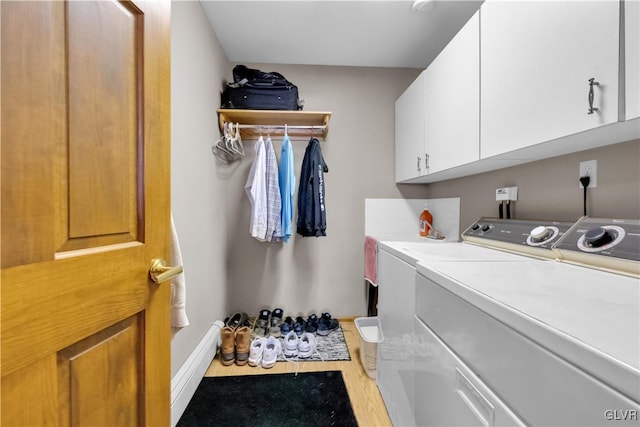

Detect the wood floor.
[{"left": 205, "top": 320, "right": 392, "bottom": 427}]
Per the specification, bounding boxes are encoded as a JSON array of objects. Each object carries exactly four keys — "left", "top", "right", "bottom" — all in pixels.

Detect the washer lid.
[{"left": 416, "top": 260, "right": 640, "bottom": 399}]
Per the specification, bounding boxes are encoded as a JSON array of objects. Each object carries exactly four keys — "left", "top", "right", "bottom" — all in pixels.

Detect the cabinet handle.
[
  {"left": 425, "top": 153, "right": 430, "bottom": 173},
  {"left": 588, "top": 78, "right": 599, "bottom": 115},
  {"left": 456, "top": 367, "right": 495, "bottom": 427},
  {"left": 417, "top": 156, "right": 421, "bottom": 172}
]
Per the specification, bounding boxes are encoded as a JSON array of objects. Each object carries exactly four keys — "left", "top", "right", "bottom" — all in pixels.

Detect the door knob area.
[{"left": 149, "top": 258, "right": 183, "bottom": 284}]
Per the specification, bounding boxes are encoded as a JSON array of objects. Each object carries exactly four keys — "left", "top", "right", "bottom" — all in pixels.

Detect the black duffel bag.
[{"left": 222, "top": 65, "right": 303, "bottom": 111}]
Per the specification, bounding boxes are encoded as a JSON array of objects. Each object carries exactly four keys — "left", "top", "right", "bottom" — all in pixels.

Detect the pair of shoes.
[
  {"left": 248, "top": 336, "right": 281, "bottom": 368},
  {"left": 223, "top": 312, "right": 249, "bottom": 330},
  {"left": 221, "top": 325, "right": 251, "bottom": 366},
  {"left": 252, "top": 309, "right": 271, "bottom": 339},
  {"left": 317, "top": 312, "right": 339, "bottom": 336},
  {"left": 283, "top": 330, "right": 316, "bottom": 359}
]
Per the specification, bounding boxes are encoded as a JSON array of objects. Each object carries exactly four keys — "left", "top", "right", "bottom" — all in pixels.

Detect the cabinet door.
[
  {"left": 481, "top": 1, "right": 620, "bottom": 159},
  {"left": 395, "top": 71, "right": 426, "bottom": 182},
  {"left": 425, "top": 11, "right": 480, "bottom": 174},
  {"left": 626, "top": 0, "right": 640, "bottom": 120}
]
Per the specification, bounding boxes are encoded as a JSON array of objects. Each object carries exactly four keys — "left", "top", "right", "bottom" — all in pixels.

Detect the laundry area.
[
  {"left": 2, "top": 1, "right": 637, "bottom": 426},
  {"left": 168, "top": 1, "right": 640, "bottom": 425}
]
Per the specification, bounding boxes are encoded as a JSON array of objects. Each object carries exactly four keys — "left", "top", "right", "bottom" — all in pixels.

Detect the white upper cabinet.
[
  {"left": 395, "top": 70, "right": 426, "bottom": 182},
  {"left": 480, "top": 1, "right": 620, "bottom": 159},
  {"left": 425, "top": 11, "right": 480, "bottom": 174},
  {"left": 626, "top": 0, "right": 640, "bottom": 120}
]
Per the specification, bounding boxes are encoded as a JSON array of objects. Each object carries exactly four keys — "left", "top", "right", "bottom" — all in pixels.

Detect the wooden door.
[{"left": 1, "top": 1, "right": 171, "bottom": 426}]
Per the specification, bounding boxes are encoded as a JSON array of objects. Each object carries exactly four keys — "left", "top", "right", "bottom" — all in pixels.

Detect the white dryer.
[{"left": 414, "top": 217, "right": 640, "bottom": 426}]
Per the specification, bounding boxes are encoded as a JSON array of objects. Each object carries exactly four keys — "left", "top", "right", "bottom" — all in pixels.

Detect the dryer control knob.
[
  {"left": 584, "top": 227, "right": 614, "bottom": 248},
  {"left": 471, "top": 224, "right": 480, "bottom": 231},
  {"left": 481, "top": 225, "right": 491, "bottom": 232},
  {"left": 530, "top": 226, "right": 550, "bottom": 241}
]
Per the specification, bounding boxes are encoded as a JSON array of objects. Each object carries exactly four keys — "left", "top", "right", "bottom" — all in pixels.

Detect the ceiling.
[{"left": 200, "top": 1, "right": 483, "bottom": 69}]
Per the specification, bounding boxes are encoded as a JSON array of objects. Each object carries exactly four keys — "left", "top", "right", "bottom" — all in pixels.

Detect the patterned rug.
[{"left": 276, "top": 326, "right": 351, "bottom": 362}]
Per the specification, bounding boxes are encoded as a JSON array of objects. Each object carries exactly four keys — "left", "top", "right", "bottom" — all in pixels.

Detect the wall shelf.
[{"left": 217, "top": 109, "right": 332, "bottom": 139}]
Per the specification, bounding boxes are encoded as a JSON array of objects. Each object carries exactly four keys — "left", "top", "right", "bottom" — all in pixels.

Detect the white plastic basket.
[{"left": 355, "top": 317, "right": 384, "bottom": 379}]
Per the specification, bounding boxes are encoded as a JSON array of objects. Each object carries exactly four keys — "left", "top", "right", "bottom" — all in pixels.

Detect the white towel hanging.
[{"left": 170, "top": 214, "right": 190, "bottom": 328}]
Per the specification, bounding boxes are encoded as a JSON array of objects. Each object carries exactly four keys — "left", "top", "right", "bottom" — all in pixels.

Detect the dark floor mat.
[{"left": 177, "top": 371, "right": 358, "bottom": 427}]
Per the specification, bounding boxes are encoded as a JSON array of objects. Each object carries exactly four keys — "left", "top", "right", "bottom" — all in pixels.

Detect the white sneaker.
[
  {"left": 298, "top": 332, "right": 316, "bottom": 359},
  {"left": 283, "top": 330, "right": 299, "bottom": 358},
  {"left": 248, "top": 337, "right": 266, "bottom": 367},
  {"left": 262, "top": 336, "right": 281, "bottom": 369}
]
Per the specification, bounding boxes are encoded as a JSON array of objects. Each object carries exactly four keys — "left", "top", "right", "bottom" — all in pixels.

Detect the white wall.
[{"left": 170, "top": 1, "right": 230, "bottom": 376}]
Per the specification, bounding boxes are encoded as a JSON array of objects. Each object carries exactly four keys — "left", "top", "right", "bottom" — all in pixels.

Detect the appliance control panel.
[
  {"left": 554, "top": 217, "right": 640, "bottom": 262},
  {"left": 464, "top": 218, "right": 574, "bottom": 247},
  {"left": 462, "top": 218, "right": 575, "bottom": 258},
  {"left": 464, "top": 217, "right": 640, "bottom": 276}
]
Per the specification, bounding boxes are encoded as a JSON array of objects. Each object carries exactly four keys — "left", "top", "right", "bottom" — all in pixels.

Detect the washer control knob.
[
  {"left": 471, "top": 224, "right": 480, "bottom": 231},
  {"left": 530, "top": 226, "right": 550, "bottom": 241},
  {"left": 584, "top": 227, "right": 613, "bottom": 248},
  {"left": 482, "top": 225, "right": 491, "bottom": 233}
]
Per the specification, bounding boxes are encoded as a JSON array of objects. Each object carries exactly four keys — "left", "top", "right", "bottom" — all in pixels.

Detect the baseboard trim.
[{"left": 171, "top": 320, "right": 224, "bottom": 426}]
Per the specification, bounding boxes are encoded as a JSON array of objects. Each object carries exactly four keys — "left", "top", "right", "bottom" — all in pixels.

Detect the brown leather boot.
[
  {"left": 234, "top": 326, "right": 251, "bottom": 366},
  {"left": 220, "top": 326, "right": 235, "bottom": 366}
]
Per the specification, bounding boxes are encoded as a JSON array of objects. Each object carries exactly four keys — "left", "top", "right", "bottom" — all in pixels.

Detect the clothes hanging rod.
[
  {"left": 223, "top": 123, "right": 327, "bottom": 130},
  {"left": 217, "top": 109, "right": 331, "bottom": 139}
]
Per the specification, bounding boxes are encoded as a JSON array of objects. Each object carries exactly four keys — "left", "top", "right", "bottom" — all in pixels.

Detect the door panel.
[
  {"left": 1, "top": 355, "right": 59, "bottom": 426},
  {"left": 1, "top": 1, "right": 171, "bottom": 425},
  {"left": 1, "top": 0, "right": 64, "bottom": 268},
  {"left": 58, "top": 317, "right": 141, "bottom": 427},
  {"left": 66, "top": 0, "right": 142, "bottom": 245}
]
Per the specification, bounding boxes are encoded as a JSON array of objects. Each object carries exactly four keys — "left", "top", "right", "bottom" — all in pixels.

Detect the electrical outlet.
[
  {"left": 496, "top": 186, "right": 518, "bottom": 201},
  {"left": 579, "top": 160, "right": 597, "bottom": 188}
]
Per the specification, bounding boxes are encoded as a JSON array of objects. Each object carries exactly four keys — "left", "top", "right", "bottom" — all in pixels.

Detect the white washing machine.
[
  {"left": 376, "top": 219, "right": 574, "bottom": 426},
  {"left": 414, "top": 217, "right": 640, "bottom": 426}
]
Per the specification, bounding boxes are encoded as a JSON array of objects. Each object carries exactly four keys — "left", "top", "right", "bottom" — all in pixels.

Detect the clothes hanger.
[
  {"left": 230, "top": 122, "right": 244, "bottom": 157},
  {"left": 213, "top": 122, "right": 239, "bottom": 163},
  {"left": 225, "top": 122, "right": 236, "bottom": 152}
]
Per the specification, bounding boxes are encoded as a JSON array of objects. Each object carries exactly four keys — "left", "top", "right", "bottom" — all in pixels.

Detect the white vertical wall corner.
[{"left": 171, "top": 320, "right": 225, "bottom": 426}]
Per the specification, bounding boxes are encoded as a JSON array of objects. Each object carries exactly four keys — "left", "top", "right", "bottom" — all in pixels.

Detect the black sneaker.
[
  {"left": 317, "top": 312, "right": 339, "bottom": 336},
  {"left": 224, "top": 312, "right": 248, "bottom": 331},
  {"left": 280, "top": 316, "right": 295, "bottom": 336},
  {"left": 305, "top": 313, "right": 319, "bottom": 334},
  {"left": 293, "top": 316, "right": 305, "bottom": 336}
]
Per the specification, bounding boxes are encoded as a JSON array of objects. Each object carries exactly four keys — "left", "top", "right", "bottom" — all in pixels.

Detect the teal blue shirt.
[{"left": 279, "top": 135, "right": 295, "bottom": 242}]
